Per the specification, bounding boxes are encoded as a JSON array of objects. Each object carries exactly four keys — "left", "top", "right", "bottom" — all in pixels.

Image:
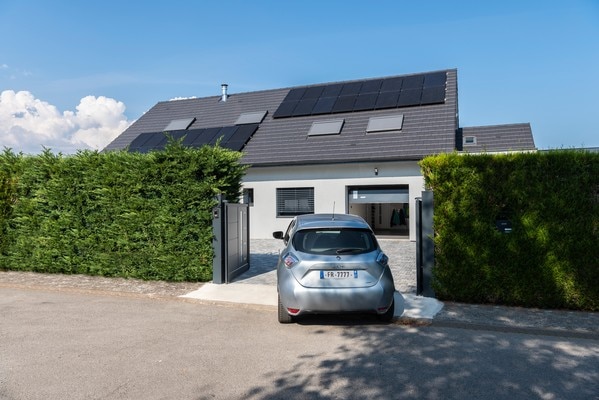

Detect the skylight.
[
  {"left": 235, "top": 111, "right": 267, "bottom": 125},
  {"left": 308, "top": 119, "right": 345, "bottom": 136},
  {"left": 366, "top": 114, "right": 404, "bottom": 133},
  {"left": 163, "top": 118, "right": 196, "bottom": 131},
  {"left": 464, "top": 136, "right": 477, "bottom": 145}
]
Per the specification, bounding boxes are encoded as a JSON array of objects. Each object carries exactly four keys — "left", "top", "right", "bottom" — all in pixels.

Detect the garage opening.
[{"left": 347, "top": 185, "right": 409, "bottom": 237}]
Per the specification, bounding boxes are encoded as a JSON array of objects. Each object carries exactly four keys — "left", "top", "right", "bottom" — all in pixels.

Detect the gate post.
[
  {"left": 416, "top": 190, "right": 435, "bottom": 297},
  {"left": 212, "top": 195, "right": 226, "bottom": 284}
]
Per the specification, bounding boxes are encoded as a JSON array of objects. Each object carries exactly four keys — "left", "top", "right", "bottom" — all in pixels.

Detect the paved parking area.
[{"left": 234, "top": 239, "right": 416, "bottom": 293}]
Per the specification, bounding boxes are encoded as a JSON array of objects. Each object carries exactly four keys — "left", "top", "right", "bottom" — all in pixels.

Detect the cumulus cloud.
[{"left": 0, "top": 90, "right": 132, "bottom": 154}]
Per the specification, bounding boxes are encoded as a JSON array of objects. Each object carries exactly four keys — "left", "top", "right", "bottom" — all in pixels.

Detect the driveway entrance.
[{"left": 347, "top": 185, "right": 410, "bottom": 237}]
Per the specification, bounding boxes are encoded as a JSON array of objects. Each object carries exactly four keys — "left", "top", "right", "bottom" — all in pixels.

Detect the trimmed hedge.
[
  {"left": 420, "top": 150, "right": 599, "bottom": 311},
  {"left": 0, "top": 142, "right": 247, "bottom": 281}
]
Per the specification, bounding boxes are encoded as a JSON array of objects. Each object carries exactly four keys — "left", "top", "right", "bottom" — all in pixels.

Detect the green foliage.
[
  {"left": 420, "top": 150, "right": 599, "bottom": 310},
  {"left": 0, "top": 141, "right": 247, "bottom": 281}
]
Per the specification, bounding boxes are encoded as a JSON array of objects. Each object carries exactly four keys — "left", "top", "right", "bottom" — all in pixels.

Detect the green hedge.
[
  {"left": 420, "top": 150, "right": 599, "bottom": 311},
  {"left": 0, "top": 142, "right": 247, "bottom": 281}
]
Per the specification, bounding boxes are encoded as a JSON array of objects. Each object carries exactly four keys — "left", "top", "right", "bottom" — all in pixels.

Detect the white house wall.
[{"left": 242, "top": 160, "right": 425, "bottom": 241}]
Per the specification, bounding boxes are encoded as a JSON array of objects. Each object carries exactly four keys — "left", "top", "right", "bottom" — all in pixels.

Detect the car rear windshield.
[{"left": 292, "top": 228, "right": 377, "bottom": 255}]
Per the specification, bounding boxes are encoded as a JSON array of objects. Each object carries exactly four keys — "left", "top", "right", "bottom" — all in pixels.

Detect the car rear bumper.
[{"left": 278, "top": 270, "right": 395, "bottom": 316}]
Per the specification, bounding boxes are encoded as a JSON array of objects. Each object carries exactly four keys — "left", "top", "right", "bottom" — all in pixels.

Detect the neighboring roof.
[
  {"left": 539, "top": 147, "right": 599, "bottom": 152},
  {"left": 459, "top": 123, "right": 536, "bottom": 153},
  {"left": 104, "top": 69, "right": 460, "bottom": 166}
]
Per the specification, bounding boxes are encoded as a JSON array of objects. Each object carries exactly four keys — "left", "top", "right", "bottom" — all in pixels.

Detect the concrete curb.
[{"left": 180, "top": 283, "right": 444, "bottom": 320}]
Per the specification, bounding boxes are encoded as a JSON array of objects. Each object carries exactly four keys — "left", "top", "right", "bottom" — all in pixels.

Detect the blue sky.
[{"left": 1, "top": 0, "right": 597, "bottom": 153}]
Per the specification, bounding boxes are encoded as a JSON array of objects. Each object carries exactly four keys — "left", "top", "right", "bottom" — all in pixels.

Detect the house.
[{"left": 104, "top": 69, "right": 536, "bottom": 240}]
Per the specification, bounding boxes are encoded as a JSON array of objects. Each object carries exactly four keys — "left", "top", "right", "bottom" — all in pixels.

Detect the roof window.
[
  {"left": 163, "top": 118, "right": 196, "bottom": 131},
  {"left": 235, "top": 111, "right": 267, "bottom": 125},
  {"left": 308, "top": 119, "right": 345, "bottom": 136},
  {"left": 464, "top": 136, "right": 477, "bottom": 145},
  {"left": 366, "top": 114, "right": 404, "bottom": 133}
]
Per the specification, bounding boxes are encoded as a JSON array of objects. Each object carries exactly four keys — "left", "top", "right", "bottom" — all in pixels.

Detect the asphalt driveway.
[{"left": 1, "top": 286, "right": 598, "bottom": 400}]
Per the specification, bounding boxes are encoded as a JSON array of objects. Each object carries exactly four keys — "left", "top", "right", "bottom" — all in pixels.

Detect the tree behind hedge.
[
  {"left": 420, "top": 150, "right": 599, "bottom": 310},
  {"left": 0, "top": 142, "right": 247, "bottom": 281}
]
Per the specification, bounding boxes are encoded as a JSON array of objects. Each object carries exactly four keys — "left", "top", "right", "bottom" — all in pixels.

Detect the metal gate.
[
  {"left": 415, "top": 190, "right": 435, "bottom": 297},
  {"left": 212, "top": 196, "right": 250, "bottom": 284}
]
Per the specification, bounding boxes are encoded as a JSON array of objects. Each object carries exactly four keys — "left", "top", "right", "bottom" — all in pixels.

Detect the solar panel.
[
  {"left": 311, "top": 97, "right": 337, "bottom": 115},
  {"left": 190, "top": 127, "right": 220, "bottom": 147},
  {"left": 397, "top": 88, "right": 422, "bottom": 107},
  {"left": 283, "top": 88, "right": 305, "bottom": 102},
  {"left": 211, "top": 126, "right": 238, "bottom": 145},
  {"left": 272, "top": 101, "right": 298, "bottom": 118},
  {"left": 224, "top": 124, "right": 259, "bottom": 150},
  {"left": 153, "top": 136, "right": 170, "bottom": 151},
  {"left": 332, "top": 95, "right": 357, "bottom": 113},
  {"left": 181, "top": 129, "right": 204, "bottom": 146},
  {"left": 423, "top": 71, "right": 446, "bottom": 88},
  {"left": 165, "top": 130, "right": 188, "bottom": 144},
  {"left": 402, "top": 75, "right": 424, "bottom": 90},
  {"left": 273, "top": 72, "right": 447, "bottom": 119},
  {"left": 302, "top": 86, "right": 325, "bottom": 99},
  {"left": 322, "top": 83, "right": 343, "bottom": 97},
  {"left": 380, "top": 77, "right": 403, "bottom": 92},
  {"left": 360, "top": 79, "right": 383, "bottom": 94},
  {"left": 420, "top": 86, "right": 446, "bottom": 105},
  {"left": 142, "top": 132, "right": 169, "bottom": 150},
  {"left": 375, "top": 91, "right": 399, "bottom": 109},
  {"left": 340, "top": 82, "right": 362, "bottom": 96},
  {"left": 128, "top": 132, "right": 154, "bottom": 151},
  {"left": 292, "top": 98, "right": 318, "bottom": 116},
  {"left": 353, "top": 93, "right": 378, "bottom": 112}
]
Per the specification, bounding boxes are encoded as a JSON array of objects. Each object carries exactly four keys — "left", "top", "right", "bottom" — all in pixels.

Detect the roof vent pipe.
[{"left": 221, "top": 84, "right": 228, "bottom": 102}]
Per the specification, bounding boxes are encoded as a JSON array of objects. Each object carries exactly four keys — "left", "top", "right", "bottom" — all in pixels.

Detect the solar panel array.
[
  {"left": 128, "top": 123, "right": 259, "bottom": 153},
  {"left": 273, "top": 71, "right": 446, "bottom": 119}
]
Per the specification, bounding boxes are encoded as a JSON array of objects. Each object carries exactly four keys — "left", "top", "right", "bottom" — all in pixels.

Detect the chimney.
[{"left": 221, "top": 84, "right": 228, "bottom": 102}]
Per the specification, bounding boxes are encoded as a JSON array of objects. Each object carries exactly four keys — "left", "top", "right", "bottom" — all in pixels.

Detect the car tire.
[
  {"left": 278, "top": 293, "right": 294, "bottom": 324},
  {"left": 377, "top": 298, "right": 395, "bottom": 322}
]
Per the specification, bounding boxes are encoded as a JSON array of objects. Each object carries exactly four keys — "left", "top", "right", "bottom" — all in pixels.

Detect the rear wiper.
[{"left": 336, "top": 248, "right": 361, "bottom": 254}]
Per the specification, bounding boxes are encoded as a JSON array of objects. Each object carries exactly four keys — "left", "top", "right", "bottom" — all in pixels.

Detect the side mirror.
[{"left": 272, "top": 231, "right": 284, "bottom": 240}]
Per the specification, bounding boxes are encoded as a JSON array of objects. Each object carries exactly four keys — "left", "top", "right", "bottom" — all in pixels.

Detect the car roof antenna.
[{"left": 332, "top": 202, "right": 336, "bottom": 220}]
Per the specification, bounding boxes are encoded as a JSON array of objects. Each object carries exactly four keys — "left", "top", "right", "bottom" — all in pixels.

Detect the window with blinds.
[{"left": 276, "top": 188, "right": 314, "bottom": 217}]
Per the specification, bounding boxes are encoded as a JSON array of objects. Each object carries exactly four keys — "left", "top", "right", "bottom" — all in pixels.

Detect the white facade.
[{"left": 242, "top": 160, "right": 425, "bottom": 241}]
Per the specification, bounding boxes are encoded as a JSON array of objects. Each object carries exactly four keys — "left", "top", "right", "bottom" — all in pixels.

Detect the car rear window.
[{"left": 292, "top": 228, "right": 377, "bottom": 255}]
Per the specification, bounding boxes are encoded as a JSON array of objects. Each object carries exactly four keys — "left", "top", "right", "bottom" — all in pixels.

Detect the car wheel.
[
  {"left": 278, "top": 293, "right": 294, "bottom": 324},
  {"left": 377, "top": 298, "right": 395, "bottom": 322}
]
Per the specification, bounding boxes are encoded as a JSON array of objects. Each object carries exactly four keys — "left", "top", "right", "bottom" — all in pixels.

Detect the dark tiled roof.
[
  {"left": 103, "top": 88, "right": 287, "bottom": 152},
  {"left": 460, "top": 123, "right": 536, "bottom": 153},
  {"left": 105, "top": 69, "right": 530, "bottom": 165}
]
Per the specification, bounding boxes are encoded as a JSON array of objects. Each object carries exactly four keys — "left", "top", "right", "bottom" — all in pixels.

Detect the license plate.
[{"left": 320, "top": 270, "right": 358, "bottom": 279}]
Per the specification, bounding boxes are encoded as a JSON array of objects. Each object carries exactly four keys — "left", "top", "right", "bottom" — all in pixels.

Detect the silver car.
[{"left": 273, "top": 213, "right": 396, "bottom": 323}]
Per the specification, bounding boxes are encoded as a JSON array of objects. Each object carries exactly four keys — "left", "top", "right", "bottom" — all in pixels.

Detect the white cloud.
[{"left": 0, "top": 90, "right": 131, "bottom": 154}]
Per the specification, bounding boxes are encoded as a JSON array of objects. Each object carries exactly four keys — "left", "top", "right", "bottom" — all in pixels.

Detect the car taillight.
[
  {"left": 376, "top": 252, "right": 389, "bottom": 267},
  {"left": 283, "top": 253, "right": 299, "bottom": 268}
]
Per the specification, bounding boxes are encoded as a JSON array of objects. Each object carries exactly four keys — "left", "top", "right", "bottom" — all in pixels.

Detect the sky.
[{"left": 0, "top": 0, "right": 598, "bottom": 154}]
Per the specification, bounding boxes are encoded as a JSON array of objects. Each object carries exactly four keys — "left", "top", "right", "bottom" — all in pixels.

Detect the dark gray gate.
[
  {"left": 415, "top": 190, "right": 435, "bottom": 297},
  {"left": 212, "top": 197, "right": 250, "bottom": 284}
]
